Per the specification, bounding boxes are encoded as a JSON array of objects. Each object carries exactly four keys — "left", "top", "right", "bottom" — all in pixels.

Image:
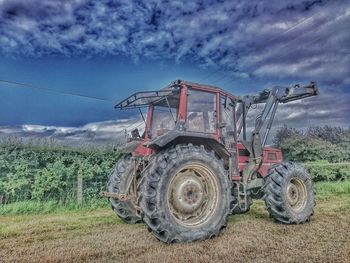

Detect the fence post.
[{"left": 77, "top": 173, "right": 83, "bottom": 204}]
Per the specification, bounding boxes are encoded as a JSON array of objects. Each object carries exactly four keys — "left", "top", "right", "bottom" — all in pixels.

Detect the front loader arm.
[{"left": 238, "top": 81, "right": 319, "bottom": 184}]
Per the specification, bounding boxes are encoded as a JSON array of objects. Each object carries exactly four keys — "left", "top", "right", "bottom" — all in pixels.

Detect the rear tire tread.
[{"left": 138, "top": 144, "right": 233, "bottom": 243}]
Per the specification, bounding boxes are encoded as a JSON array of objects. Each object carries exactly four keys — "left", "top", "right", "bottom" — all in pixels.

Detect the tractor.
[{"left": 101, "top": 80, "right": 319, "bottom": 243}]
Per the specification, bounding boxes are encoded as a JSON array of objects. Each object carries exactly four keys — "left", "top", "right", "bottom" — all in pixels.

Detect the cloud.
[
  {"left": 244, "top": 86, "right": 349, "bottom": 142},
  {"left": 0, "top": 0, "right": 350, "bottom": 83},
  {"left": 0, "top": 1, "right": 349, "bottom": 82},
  {"left": 0, "top": 87, "right": 348, "bottom": 146},
  {"left": 0, "top": 118, "right": 144, "bottom": 145},
  {"left": 0, "top": 0, "right": 349, "bottom": 129}
]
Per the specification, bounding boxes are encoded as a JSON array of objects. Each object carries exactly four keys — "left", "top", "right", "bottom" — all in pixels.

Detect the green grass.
[
  {"left": 0, "top": 208, "right": 121, "bottom": 240},
  {"left": 0, "top": 199, "right": 109, "bottom": 216},
  {"left": 315, "top": 180, "right": 350, "bottom": 195},
  {"left": 1, "top": 181, "right": 349, "bottom": 216},
  {"left": 1, "top": 190, "right": 349, "bottom": 263}
]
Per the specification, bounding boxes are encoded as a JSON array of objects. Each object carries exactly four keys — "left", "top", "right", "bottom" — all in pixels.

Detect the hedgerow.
[
  {"left": 275, "top": 125, "right": 350, "bottom": 163},
  {"left": 303, "top": 161, "right": 350, "bottom": 182},
  {"left": 0, "top": 139, "right": 121, "bottom": 204},
  {"left": 1, "top": 125, "right": 349, "bottom": 206}
]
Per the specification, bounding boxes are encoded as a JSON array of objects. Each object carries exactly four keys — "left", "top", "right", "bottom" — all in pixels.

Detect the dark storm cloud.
[{"left": 0, "top": 0, "right": 349, "bottom": 128}]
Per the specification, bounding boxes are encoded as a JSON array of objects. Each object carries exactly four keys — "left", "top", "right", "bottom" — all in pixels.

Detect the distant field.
[{"left": 1, "top": 183, "right": 350, "bottom": 263}]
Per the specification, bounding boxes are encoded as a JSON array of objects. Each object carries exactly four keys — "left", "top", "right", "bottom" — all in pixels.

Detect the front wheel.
[
  {"left": 263, "top": 162, "right": 315, "bottom": 224},
  {"left": 138, "top": 144, "right": 233, "bottom": 243},
  {"left": 108, "top": 155, "right": 141, "bottom": 224}
]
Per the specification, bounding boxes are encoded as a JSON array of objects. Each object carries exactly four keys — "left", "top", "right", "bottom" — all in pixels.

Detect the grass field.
[{"left": 1, "top": 184, "right": 350, "bottom": 263}]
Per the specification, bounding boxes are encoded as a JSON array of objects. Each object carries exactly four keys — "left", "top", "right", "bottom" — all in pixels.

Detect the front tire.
[
  {"left": 108, "top": 155, "right": 141, "bottom": 224},
  {"left": 263, "top": 162, "right": 315, "bottom": 224},
  {"left": 138, "top": 144, "right": 232, "bottom": 243}
]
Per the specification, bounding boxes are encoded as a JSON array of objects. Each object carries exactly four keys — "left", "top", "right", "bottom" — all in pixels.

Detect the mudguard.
[{"left": 145, "top": 130, "right": 230, "bottom": 158}]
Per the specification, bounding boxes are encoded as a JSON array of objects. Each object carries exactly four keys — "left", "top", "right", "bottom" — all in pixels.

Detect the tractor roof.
[
  {"left": 115, "top": 88, "right": 180, "bottom": 110},
  {"left": 179, "top": 80, "right": 237, "bottom": 99},
  {"left": 115, "top": 79, "right": 237, "bottom": 110}
]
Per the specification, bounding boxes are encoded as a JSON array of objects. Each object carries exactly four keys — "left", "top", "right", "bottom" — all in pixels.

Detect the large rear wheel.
[
  {"left": 263, "top": 162, "right": 315, "bottom": 224},
  {"left": 138, "top": 144, "right": 232, "bottom": 243},
  {"left": 108, "top": 155, "right": 141, "bottom": 224}
]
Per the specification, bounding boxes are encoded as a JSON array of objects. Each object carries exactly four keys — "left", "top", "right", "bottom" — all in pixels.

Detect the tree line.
[{"left": 0, "top": 125, "right": 349, "bottom": 205}]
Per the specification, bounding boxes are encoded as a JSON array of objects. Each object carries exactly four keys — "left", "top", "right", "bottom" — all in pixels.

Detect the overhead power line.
[
  {"left": 198, "top": 8, "right": 328, "bottom": 84},
  {"left": 250, "top": 10, "right": 350, "bottom": 66},
  {"left": 198, "top": 68, "right": 222, "bottom": 82},
  {"left": 199, "top": 2, "right": 345, "bottom": 85},
  {"left": 0, "top": 79, "right": 113, "bottom": 102},
  {"left": 247, "top": 7, "right": 339, "bottom": 55},
  {"left": 0, "top": 78, "right": 147, "bottom": 137}
]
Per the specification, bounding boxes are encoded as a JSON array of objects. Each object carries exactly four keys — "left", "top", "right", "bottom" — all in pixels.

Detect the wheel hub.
[
  {"left": 167, "top": 164, "right": 218, "bottom": 227},
  {"left": 287, "top": 177, "right": 307, "bottom": 212},
  {"left": 287, "top": 184, "right": 299, "bottom": 206},
  {"left": 172, "top": 176, "right": 204, "bottom": 214}
]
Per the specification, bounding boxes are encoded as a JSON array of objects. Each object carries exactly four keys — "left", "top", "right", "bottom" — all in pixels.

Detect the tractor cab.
[{"left": 115, "top": 80, "right": 237, "bottom": 159}]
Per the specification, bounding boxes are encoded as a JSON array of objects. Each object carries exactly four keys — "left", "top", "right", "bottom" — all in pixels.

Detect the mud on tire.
[
  {"left": 263, "top": 162, "right": 315, "bottom": 224},
  {"left": 108, "top": 155, "right": 141, "bottom": 224},
  {"left": 138, "top": 144, "right": 233, "bottom": 243}
]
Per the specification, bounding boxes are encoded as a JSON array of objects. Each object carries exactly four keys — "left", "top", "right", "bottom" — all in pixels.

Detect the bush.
[
  {"left": 303, "top": 161, "right": 350, "bottom": 182},
  {"left": 315, "top": 181, "right": 350, "bottom": 195},
  {"left": 274, "top": 125, "right": 350, "bottom": 163},
  {"left": 0, "top": 140, "right": 121, "bottom": 204},
  {"left": 280, "top": 137, "right": 347, "bottom": 163}
]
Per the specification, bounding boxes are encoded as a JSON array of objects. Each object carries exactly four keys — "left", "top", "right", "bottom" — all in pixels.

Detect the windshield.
[
  {"left": 187, "top": 89, "right": 216, "bottom": 133},
  {"left": 150, "top": 94, "right": 180, "bottom": 138}
]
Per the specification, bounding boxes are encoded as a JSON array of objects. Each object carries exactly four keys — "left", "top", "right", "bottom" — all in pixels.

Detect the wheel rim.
[
  {"left": 167, "top": 163, "right": 219, "bottom": 227},
  {"left": 287, "top": 177, "right": 308, "bottom": 212}
]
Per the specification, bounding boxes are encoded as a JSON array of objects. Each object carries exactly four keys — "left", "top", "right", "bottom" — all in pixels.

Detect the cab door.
[
  {"left": 220, "top": 96, "right": 235, "bottom": 148},
  {"left": 220, "top": 96, "right": 239, "bottom": 177}
]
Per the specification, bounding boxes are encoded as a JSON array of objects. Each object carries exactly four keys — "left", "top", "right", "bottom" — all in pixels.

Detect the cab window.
[
  {"left": 220, "top": 96, "right": 235, "bottom": 138},
  {"left": 187, "top": 89, "right": 216, "bottom": 133},
  {"left": 150, "top": 94, "right": 180, "bottom": 138}
]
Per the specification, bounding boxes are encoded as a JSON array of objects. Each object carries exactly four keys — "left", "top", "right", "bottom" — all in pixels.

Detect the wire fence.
[
  {"left": 0, "top": 174, "right": 108, "bottom": 205},
  {"left": 0, "top": 138, "right": 122, "bottom": 205}
]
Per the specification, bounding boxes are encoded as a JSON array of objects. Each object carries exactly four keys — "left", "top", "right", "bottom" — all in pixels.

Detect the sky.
[{"left": 0, "top": 0, "right": 349, "bottom": 142}]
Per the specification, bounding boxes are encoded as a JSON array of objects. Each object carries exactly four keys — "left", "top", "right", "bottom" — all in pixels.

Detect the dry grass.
[{"left": 1, "top": 195, "right": 350, "bottom": 263}]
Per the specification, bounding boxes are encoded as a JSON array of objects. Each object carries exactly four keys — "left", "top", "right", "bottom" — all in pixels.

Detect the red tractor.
[{"left": 101, "top": 80, "right": 319, "bottom": 243}]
